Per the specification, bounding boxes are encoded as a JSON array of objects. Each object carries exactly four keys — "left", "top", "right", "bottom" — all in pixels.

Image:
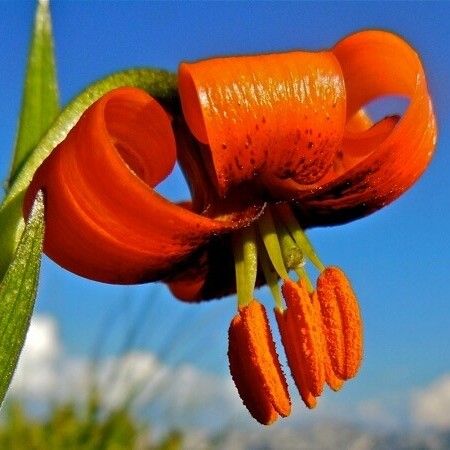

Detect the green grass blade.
[
  {"left": 9, "top": 0, "right": 60, "bottom": 186},
  {"left": 0, "top": 192, "right": 45, "bottom": 407},
  {"left": 0, "top": 0, "right": 58, "bottom": 279},
  {"left": 0, "top": 194, "right": 26, "bottom": 280}
]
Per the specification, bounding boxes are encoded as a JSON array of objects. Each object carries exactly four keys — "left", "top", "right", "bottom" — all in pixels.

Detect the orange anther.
[
  {"left": 317, "top": 267, "right": 363, "bottom": 380},
  {"left": 228, "top": 300, "right": 291, "bottom": 424},
  {"left": 310, "top": 289, "right": 345, "bottom": 392},
  {"left": 275, "top": 308, "right": 317, "bottom": 409},
  {"left": 279, "top": 279, "right": 326, "bottom": 400},
  {"left": 325, "top": 355, "right": 345, "bottom": 392}
]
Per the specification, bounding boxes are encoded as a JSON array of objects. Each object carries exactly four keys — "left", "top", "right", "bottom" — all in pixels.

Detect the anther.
[
  {"left": 280, "top": 279, "right": 326, "bottom": 397},
  {"left": 310, "top": 290, "right": 344, "bottom": 392},
  {"left": 316, "top": 266, "right": 363, "bottom": 380},
  {"left": 275, "top": 308, "right": 318, "bottom": 409},
  {"left": 228, "top": 301, "right": 291, "bottom": 424}
]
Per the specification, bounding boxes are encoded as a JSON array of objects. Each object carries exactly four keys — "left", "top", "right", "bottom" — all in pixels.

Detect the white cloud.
[
  {"left": 9, "top": 316, "right": 61, "bottom": 400},
  {"left": 7, "top": 315, "right": 244, "bottom": 431},
  {"left": 355, "top": 398, "right": 400, "bottom": 429},
  {"left": 411, "top": 374, "right": 450, "bottom": 430}
]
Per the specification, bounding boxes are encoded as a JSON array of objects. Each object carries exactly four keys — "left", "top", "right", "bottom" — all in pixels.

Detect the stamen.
[
  {"left": 274, "top": 204, "right": 325, "bottom": 272},
  {"left": 232, "top": 225, "right": 258, "bottom": 308},
  {"left": 231, "top": 208, "right": 362, "bottom": 422},
  {"left": 257, "top": 209, "right": 289, "bottom": 280},
  {"left": 317, "top": 266, "right": 364, "bottom": 380},
  {"left": 228, "top": 300, "right": 291, "bottom": 424}
]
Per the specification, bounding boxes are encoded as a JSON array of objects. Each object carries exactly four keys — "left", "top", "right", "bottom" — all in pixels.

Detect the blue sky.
[{"left": 1, "top": 0, "right": 450, "bottom": 430}]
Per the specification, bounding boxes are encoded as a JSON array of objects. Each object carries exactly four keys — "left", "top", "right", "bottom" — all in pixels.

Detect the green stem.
[
  {"left": 257, "top": 209, "right": 289, "bottom": 280},
  {"left": 275, "top": 204, "right": 325, "bottom": 272},
  {"left": 232, "top": 226, "right": 258, "bottom": 308}
]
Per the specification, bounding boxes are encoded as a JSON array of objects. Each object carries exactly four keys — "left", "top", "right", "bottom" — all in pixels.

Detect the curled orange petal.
[
  {"left": 287, "top": 30, "right": 436, "bottom": 227},
  {"left": 228, "top": 300, "right": 291, "bottom": 424},
  {"left": 24, "top": 87, "right": 247, "bottom": 284},
  {"left": 179, "top": 51, "right": 346, "bottom": 196},
  {"left": 317, "top": 267, "right": 363, "bottom": 380}
]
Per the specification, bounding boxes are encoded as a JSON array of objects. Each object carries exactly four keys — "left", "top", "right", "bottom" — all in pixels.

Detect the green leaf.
[
  {"left": 0, "top": 194, "right": 26, "bottom": 278},
  {"left": 9, "top": 0, "right": 60, "bottom": 187},
  {"left": 0, "top": 0, "right": 59, "bottom": 279},
  {"left": 0, "top": 192, "right": 45, "bottom": 407}
]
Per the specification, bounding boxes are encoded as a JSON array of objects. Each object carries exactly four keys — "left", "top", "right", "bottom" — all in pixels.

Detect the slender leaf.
[
  {"left": 9, "top": 0, "right": 60, "bottom": 187},
  {"left": 0, "top": 192, "right": 45, "bottom": 407},
  {"left": 0, "top": 0, "right": 59, "bottom": 278},
  {"left": 0, "top": 68, "right": 176, "bottom": 278},
  {"left": 0, "top": 194, "right": 26, "bottom": 279}
]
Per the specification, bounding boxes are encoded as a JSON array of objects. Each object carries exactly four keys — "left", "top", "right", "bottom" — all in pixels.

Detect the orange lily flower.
[{"left": 24, "top": 31, "right": 436, "bottom": 424}]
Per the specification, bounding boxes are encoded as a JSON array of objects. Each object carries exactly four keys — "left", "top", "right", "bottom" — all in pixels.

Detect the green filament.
[
  {"left": 258, "top": 239, "right": 283, "bottom": 311},
  {"left": 257, "top": 209, "right": 289, "bottom": 280},
  {"left": 275, "top": 204, "right": 325, "bottom": 272},
  {"left": 232, "top": 225, "right": 258, "bottom": 308},
  {"left": 295, "top": 266, "right": 314, "bottom": 293}
]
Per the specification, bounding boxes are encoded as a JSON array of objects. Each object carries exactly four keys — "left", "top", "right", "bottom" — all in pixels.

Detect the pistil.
[
  {"left": 274, "top": 203, "right": 325, "bottom": 272},
  {"left": 274, "top": 220, "right": 305, "bottom": 271}
]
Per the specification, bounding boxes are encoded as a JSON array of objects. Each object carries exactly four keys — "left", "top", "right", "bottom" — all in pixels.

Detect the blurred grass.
[
  {"left": 0, "top": 286, "right": 230, "bottom": 449},
  {"left": 0, "top": 395, "right": 182, "bottom": 450}
]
